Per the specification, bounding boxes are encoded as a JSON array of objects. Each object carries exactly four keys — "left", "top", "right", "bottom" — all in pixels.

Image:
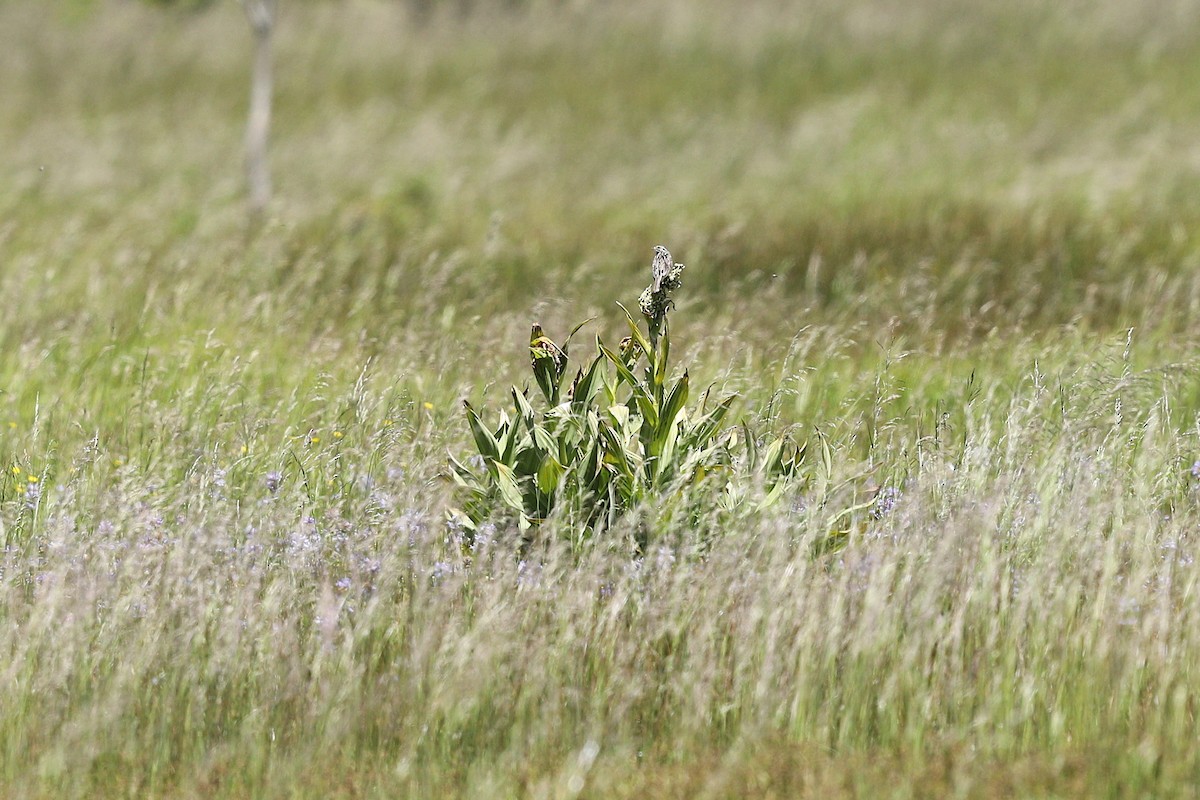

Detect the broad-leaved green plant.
[{"left": 449, "top": 246, "right": 801, "bottom": 537}]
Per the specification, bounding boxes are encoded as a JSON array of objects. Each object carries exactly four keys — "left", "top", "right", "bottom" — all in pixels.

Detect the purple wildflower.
[
  {"left": 23, "top": 482, "right": 40, "bottom": 510},
  {"left": 870, "top": 486, "right": 902, "bottom": 519},
  {"left": 430, "top": 561, "right": 455, "bottom": 584}
]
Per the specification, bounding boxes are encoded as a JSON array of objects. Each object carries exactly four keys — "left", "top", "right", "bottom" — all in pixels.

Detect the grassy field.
[{"left": 6, "top": 0, "right": 1200, "bottom": 796}]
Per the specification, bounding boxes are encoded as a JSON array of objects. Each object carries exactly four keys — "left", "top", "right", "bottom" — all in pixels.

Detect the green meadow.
[{"left": 5, "top": 0, "right": 1200, "bottom": 796}]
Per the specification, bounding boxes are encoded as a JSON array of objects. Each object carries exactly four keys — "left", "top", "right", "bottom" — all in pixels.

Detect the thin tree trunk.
[{"left": 243, "top": 0, "right": 276, "bottom": 216}]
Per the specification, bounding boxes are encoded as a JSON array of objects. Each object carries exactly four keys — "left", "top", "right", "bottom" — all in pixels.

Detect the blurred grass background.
[
  {"left": 6, "top": 0, "right": 1200, "bottom": 797},
  {"left": 4, "top": 0, "right": 1200, "bottom": 452},
  {"left": 9, "top": 0, "right": 1200, "bottom": 345}
]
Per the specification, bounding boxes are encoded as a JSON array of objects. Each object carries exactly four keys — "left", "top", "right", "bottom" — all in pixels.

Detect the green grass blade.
[{"left": 685, "top": 395, "right": 735, "bottom": 449}]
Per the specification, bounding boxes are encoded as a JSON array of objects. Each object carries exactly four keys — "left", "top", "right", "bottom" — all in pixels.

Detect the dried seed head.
[
  {"left": 618, "top": 336, "right": 637, "bottom": 361},
  {"left": 530, "top": 324, "right": 567, "bottom": 374}
]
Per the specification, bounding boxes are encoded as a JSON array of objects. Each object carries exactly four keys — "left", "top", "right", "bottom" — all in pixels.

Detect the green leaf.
[
  {"left": 615, "top": 302, "right": 652, "bottom": 359},
  {"left": 448, "top": 453, "right": 481, "bottom": 484},
  {"left": 563, "top": 317, "right": 597, "bottom": 352},
  {"left": 598, "top": 341, "right": 659, "bottom": 429},
  {"left": 819, "top": 429, "right": 833, "bottom": 480},
  {"left": 652, "top": 417, "right": 682, "bottom": 484},
  {"left": 652, "top": 317, "right": 670, "bottom": 397},
  {"left": 536, "top": 455, "right": 565, "bottom": 496},
  {"left": 598, "top": 421, "right": 636, "bottom": 479},
  {"left": 598, "top": 339, "right": 638, "bottom": 387},
  {"left": 464, "top": 401, "right": 499, "bottom": 461},
  {"left": 569, "top": 354, "right": 604, "bottom": 412},
  {"left": 640, "top": 371, "right": 689, "bottom": 483},
  {"left": 761, "top": 437, "right": 784, "bottom": 476},
  {"left": 771, "top": 436, "right": 806, "bottom": 480},
  {"left": 814, "top": 428, "right": 834, "bottom": 502},
  {"left": 760, "top": 482, "right": 788, "bottom": 508},
  {"left": 685, "top": 395, "right": 735, "bottom": 449},
  {"left": 495, "top": 410, "right": 519, "bottom": 465},
  {"left": 532, "top": 424, "right": 559, "bottom": 458},
  {"left": 657, "top": 371, "right": 689, "bottom": 442},
  {"left": 608, "top": 403, "right": 631, "bottom": 432},
  {"left": 511, "top": 386, "right": 537, "bottom": 430},
  {"left": 492, "top": 461, "right": 526, "bottom": 513},
  {"left": 828, "top": 497, "right": 875, "bottom": 527},
  {"left": 445, "top": 509, "right": 478, "bottom": 533},
  {"left": 530, "top": 324, "right": 568, "bottom": 404},
  {"left": 740, "top": 422, "right": 757, "bottom": 467},
  {"left": 514, "top": 444, "right": 542, "bottom": 479},
  {"left": 532, "top": 365, "right": 554, "bottom": 404},
  {"left": 580, "top": 436, "right": 601, "bottom": 485}
]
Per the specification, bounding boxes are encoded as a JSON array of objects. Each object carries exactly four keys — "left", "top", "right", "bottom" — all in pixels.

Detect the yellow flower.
[
  {"left": 383, "top": 419, "right": 394, "bottom": 427},
  {"left": 10, "top": 465, "right": 20, "bottom": 475},
  {"left": 333, "top": 431, "right": 343, "bottom": 439},
  {"left": 6, "top": 422, "right": 15, "bottom": 429},
  {"left": 309, "top": 436, "right": 320, "bottom": 444},
  {"left": 27, "top": 475, "right": 38, "bottom": 484},
  {"left": 423, "top": 402, "right": 434, "bottom": 410},
  {"left": 240, "top": 445, "right": 248, "bottom": 454}
]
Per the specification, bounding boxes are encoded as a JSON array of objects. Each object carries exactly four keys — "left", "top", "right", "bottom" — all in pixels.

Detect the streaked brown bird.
[{"left": 651, "top": 245, "right": 673, "bottom": 295}]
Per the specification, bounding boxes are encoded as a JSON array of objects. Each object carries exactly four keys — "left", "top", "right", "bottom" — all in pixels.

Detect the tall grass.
[
  {"left": 6, "top": 337, "right": 1200, "bottom": 797},
  {"left": 5, "top": 0, "right": 1200, "bottom": 796}
]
